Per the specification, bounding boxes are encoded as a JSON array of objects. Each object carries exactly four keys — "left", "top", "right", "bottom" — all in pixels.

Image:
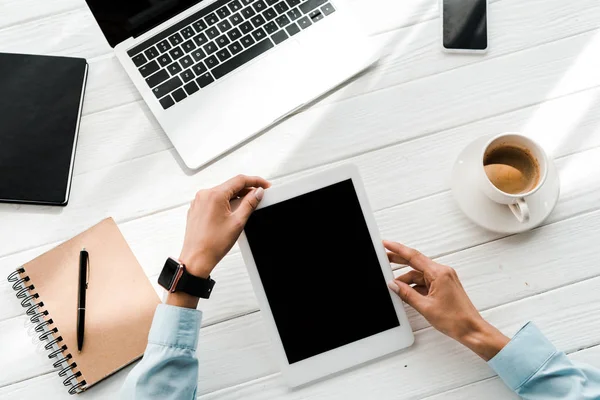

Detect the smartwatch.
[{"left": 158, "top": 257, "right": 216, "bottom": 299}]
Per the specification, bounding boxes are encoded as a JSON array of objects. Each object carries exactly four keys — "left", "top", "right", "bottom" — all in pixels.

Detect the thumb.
[
  {"left": 235, "top": 187, "right": 265, "bottom": 223},
  {"left": 388, "top": 280, "right": 427, "bottom": 313}
]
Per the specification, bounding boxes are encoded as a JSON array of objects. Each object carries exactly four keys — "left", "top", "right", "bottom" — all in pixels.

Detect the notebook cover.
[
  {"left": 18, "top": 218, "right": 161, "bottom": 390},
  {"left": 0, "top": 52, "right": 88, "bottom": 206}
]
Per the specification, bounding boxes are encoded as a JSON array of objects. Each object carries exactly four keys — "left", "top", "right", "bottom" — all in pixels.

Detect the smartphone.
[{"left": 441, "top": 0, "right": 488, "bottom": 53}]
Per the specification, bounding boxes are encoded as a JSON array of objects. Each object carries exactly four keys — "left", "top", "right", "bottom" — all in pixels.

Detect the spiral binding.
[{"left": 7, "top": 268, "right": 87, "bottom": 395}]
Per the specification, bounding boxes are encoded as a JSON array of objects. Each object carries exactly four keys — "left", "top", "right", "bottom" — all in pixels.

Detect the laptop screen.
[{"left": 85, "top": 0, "right": 204, "bottom": 47}]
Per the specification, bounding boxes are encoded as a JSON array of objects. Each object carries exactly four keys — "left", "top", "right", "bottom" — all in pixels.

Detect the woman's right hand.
[{"left": 384, "top": 240, "right": 509, "bottom": 361}]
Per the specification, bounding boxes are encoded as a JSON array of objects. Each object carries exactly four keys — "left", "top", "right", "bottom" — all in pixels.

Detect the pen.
[{"left": 77, "top": 248, "right": 89, "bottom": 353}]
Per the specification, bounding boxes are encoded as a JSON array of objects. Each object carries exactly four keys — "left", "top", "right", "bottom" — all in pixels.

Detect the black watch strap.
[{"left": 177, "top": 268, "right": 216, "bottom": 299}]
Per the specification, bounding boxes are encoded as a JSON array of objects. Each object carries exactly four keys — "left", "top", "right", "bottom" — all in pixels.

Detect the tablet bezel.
[{"left": 238, "top": 164, "right": 414, "bottom": 387}]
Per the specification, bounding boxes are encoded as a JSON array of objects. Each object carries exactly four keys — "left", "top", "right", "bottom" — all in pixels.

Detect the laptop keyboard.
[{"left": 127, "top": 0, "right": 337, "bottom": 110}]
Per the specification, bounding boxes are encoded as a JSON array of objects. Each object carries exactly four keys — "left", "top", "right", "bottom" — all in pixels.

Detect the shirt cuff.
[
  {"left": 488, "top": 321, "right": 557, "bottom": 391},
  {"left": 148, "top": 304, "right": 203, "bottom": 351}
]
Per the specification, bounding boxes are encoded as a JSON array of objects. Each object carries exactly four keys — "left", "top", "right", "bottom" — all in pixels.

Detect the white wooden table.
[{"left": 2, "top": 0, "right": 600, "bottom": 398}]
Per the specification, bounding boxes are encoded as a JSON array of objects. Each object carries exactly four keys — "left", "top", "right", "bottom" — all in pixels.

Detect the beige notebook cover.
[{"left": 15, "top": 218, "right": 160, "bottom": 393}]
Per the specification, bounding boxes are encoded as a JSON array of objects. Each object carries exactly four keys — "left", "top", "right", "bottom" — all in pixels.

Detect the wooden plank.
[
  {"left": 2, "top": 97, "right": 600, "bottom": 323},
  {"left": 0, "top": 8, "right": 110, "bottom": 59},
  {"left": 4, "top": 205, "right": 600, "bottom": 394},
  {"left": 0, "top": 0, "right": 82, "bottom": 29}
]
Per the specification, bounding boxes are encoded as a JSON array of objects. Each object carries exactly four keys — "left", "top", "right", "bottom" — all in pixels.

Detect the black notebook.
[{"left": 0, "top": 53, "right": 88, "bottom": 206}]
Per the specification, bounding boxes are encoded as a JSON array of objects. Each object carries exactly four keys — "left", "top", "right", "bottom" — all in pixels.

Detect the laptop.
[{"left": 85, "top": 0, "right": 377, "bottom": 169}]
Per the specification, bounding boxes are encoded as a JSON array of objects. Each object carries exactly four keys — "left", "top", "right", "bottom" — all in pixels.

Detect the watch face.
[{"left": 158, "top": 258, "right": 179, "bottom": 290}]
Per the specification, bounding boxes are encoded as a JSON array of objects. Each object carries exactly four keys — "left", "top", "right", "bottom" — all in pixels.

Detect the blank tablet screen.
[{"left": 244, "top": 179, "right": 400, "bottom": 364}]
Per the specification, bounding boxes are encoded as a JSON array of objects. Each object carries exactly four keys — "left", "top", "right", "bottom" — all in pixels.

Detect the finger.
[
  {"left": 383, "top": 241, "right": 432, "bottom": 273},
  {"left": 396, "top": 270, "right": 425, "bottom": 286},
  {"left": 234, "top": 187, "right": 253, "bottom": 198},
  {"left": 219, "top": 175, "right": 271, "bottom": 199},
  {"left": 387, "top": 251, "right": 409, "bottom": 265},
  {"left": 413, "top": 285, "right": 429, "bottom": 296},
  {"left": 387, "top": 280, "right": 427, "bottom": 313},
  {"left": 234, "top": 187, "right": 265, "bottom": 223}
]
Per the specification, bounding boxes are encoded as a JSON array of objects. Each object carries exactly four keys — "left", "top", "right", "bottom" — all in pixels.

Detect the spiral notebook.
[{"left": 6, "top": 218, "right": 160, "bottom": 394}]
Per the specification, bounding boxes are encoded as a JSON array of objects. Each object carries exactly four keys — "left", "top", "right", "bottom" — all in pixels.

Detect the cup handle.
[{"left": 509, "top": 198, "right": 530, "bottom": 223}]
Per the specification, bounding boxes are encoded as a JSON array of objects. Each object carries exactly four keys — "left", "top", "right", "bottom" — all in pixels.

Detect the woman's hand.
[
  {"left": 167, "top": 175, "right": 270, "bottom": 309},
  {"left": 384, "top": 240, "right": 509, "bottom": 361}
]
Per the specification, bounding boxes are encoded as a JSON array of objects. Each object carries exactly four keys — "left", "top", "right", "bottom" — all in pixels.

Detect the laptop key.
[
  {"left": 264, "top": 21, "right": 278, "bottom": 34},
  {"left": 212, "top": 38, "right": 274, "bottom": 79},
  {"left": 182, "top": 39, "right": 196, "bottom": 53},
  {"left": 145, "top": 69, "right": 169, "bottom": 88},
  {"left": 172, "top": 88, "right": 187, "bottom": 102},
  {"left": 157, "top": 39, "right": 171, "bottom": 53},
  {"left": 287, "top": 8, "right": 302, "bottom": 20},
  {"left": 241, "top": 0, "right": 253, "bottom": 5},
  {"left": 196, "top": 72, "right": 215, "bottom": 88},
  {"left": 321, "top": 3, "right": 335, "bottom": 15},
  {"left": 253, "top": 0, "right": 267, "bottom": 12},
  {"left": 158, "top": 54, "right": 172, "bottom": 67},
  {"left": 203, "top": 42, "right": 218, "bottom": 54},
  {"left": 167, "top": 62, "right": 183, "bottom": 75},
  {"left": 144, "top": 46, "right": 160, "bottom": 60},
  {"left": 217, "top": 6, "right": 231, "bottom": 19},
  {"left": 274, "top": 1, "right": 289, "bottom": 14},
  {"left": 309, "top": 10, "right": 324, "bottom": 22},
  {"left": 252, "top": 27, "right": 267, "bottom": 41},
  {"left": 169, "top": 46, "right": 184, "bottom": 60},
  {"left": 216, "top": 34, "right": 231, "bottom": 48},
  {"left": 139, "top": 60, "right": 160, "bottom": 77},
  {"left": 228, "top": 41, "right": 243, "bottom": 55},
  {"left": 205, "top": 12, "right": 219, "bottom": 26},
  {"left": 229, "top": 0, "right": 242, "bottom": 11},
  {"left": 263, "top": 8, "right": 277, "bottom": 21},
  {"left": 251, "top": 15, "right": 266, "bottom": 27},
  {"left": 193, "top": 19, "right": 208, "bottom": 33},
  {"left": 266, "top": 0, "right": 278, "bottom": 5},
  {"left": 184, "top": 81, "right": 200, "bottom": 95},
  {"left": 285, "top": 22, "right": 300, "bottom": 36},
  {"left": 275, "top": 15, "right": 291, "bottom": 28},
  {"left": 132, "top": 53, "right": 147, "bottom": 67},
  {"left": 181, "top": 26, "right": 195, "bottom": 39},
  {"left": 192, "top": 48, "right": 207, "bottom": 62},
  {"left": 240, "top": 34, "right": 256, "bottom": 48},
  {"left": 194, "top": 33, "right": 209, "bottom": 46},
  {"left": 180, "top": 55, "right": 194, "bottom": 68},
  {"left": 271, "top": 30, "right": 288, "bottom": 44},
  {"left": 160, "top": 95, "right": 175, "bottom": 109},
  {"left": 206, "top": 26, "right": 220, "bottom": 39},
  {"left": 180, "top": 69, "right": 195, "bottom": 82},
  {"left": 286, "top": 0, "right": 300, "bottom": 6},
  {"left": 217, "top": 48, "right": 232, "bottom": 62},
  {"left": 153, "top": 76, "right": 183, "bottom": 98},
  {"left": 240, "top": 21, "right": 254, "bottom": 34},
  {"left": 297, "top": 16, "right": 312, "bottom": 29},
  {"left": 228, "top": 27, "right": 242, "bottom": 41},
  {"left": 299, "top": 0, "right": 327, "bottom": 14},
  {"left": 168, "top": 33, "right": 183, "bottom": 46},
  {"left": 218, "top": 20, "right": 232, "bottom": 32},
  {"left": 192, "top": 62, "right": 208, "bottom": 76},
  {"left": 230, "top": 12, "right": 243, "bottom": 25},
  {"left": 205, "top": 55, "right": 219, "bottom": 69},
  {"left": 241, "top": 6, "right": 256, "bottom": 19}
]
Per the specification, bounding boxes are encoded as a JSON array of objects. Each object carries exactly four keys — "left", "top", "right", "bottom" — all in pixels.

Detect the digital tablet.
[{"left": 239, "top": 165, "right": 414, "bottom": 387}]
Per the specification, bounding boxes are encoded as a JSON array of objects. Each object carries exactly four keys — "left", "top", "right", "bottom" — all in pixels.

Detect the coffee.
[{"left": 483, "top": 145, "right": 540, "bottom": 194}]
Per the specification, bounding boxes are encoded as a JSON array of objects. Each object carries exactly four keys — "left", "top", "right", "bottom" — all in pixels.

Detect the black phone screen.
[{"left": 443, "top": 0, "right": 488, "bottom": 50}]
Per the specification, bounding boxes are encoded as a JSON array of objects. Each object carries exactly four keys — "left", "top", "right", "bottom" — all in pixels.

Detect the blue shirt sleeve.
[
  {"left": 488, "top": 322, "right": 600, "bottom": 399},
  {"left": 121, "top": 304, "right": 202, "bottom": 400}
]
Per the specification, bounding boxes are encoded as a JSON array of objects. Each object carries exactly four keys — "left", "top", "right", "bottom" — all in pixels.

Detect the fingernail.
[
  {"left": 255, "top": 187, "right": 264, "bottom": 201},
  {"left": 387, "top": 281, "right": 399, "bottom": 293}
]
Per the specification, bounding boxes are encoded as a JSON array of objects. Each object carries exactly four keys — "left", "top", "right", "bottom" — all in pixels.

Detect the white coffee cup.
[{"left": 477, "top": 133, "right": 549, "bottom": 223}]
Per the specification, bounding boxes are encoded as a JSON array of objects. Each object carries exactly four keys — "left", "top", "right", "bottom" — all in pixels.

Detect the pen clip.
[{"left": 86, "top": 254, "right": 90, "bottom": 289}]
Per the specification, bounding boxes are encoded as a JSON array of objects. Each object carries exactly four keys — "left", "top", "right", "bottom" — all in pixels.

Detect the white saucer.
[{"left": 451, "top": 136, "right": 560, "bottom": 234}]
